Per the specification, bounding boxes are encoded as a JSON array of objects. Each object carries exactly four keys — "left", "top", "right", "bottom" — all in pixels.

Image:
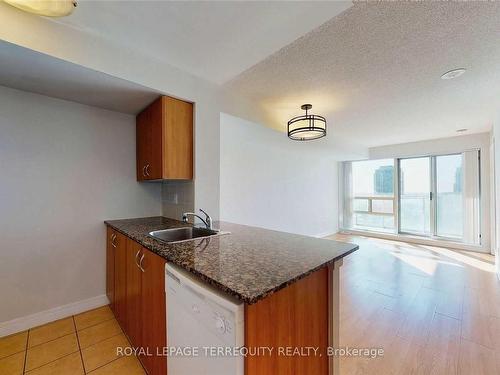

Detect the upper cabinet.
[{"left": 137, "top": 96, "right": 193, "bottom": 181}]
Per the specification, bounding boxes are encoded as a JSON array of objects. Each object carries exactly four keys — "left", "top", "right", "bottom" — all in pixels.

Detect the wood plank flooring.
[{"left": 329, "top": 233, "right": 500, "bottom": 375}]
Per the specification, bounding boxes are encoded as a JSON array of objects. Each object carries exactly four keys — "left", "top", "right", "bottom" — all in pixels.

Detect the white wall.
[
  {"left": 492, "top": 119, "right": 500, "bottom": 277},
  {"left": 220, "top": 113, "right": 339, "bottom": 237},
  {"left": 0, "top": 86, "right": 161, "bottom": 324},
  {"left": 0, "top": 3, "right": 227, "bottom": 220},
  {"left": 368, "top": 133, "right": 491, "bottom": 253}
]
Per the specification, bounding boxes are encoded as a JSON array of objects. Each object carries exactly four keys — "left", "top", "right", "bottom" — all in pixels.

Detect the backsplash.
[{"left": 161, "top": 180, "right": 195, "bottom": 220}]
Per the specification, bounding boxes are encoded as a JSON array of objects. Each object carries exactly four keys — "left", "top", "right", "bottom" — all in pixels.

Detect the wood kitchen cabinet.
[
  {"left": 107, "top": 226, "right": 167, "bottom": 375},
  {"left": 126, "top": 239, "right": 143, "bottom": 348},
  {"left": 137, "top": 95, "right": 193, "bottom": 181},
  {"left": 112, "top": 231, "right": 128, "bottom": 330},
  {"left": 106, "top": 227, "right": 115, "bottom": 312},
  {"left": 140, "top": 249, "right": 167, "bottom": 375},
  {"left": 245, "top": 267, "right": 329, "bottom": 375}
]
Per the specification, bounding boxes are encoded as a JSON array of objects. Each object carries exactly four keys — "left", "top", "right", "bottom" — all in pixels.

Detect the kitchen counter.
[{"left": 105, "top": 216, "right": 358, "bottom": 304}]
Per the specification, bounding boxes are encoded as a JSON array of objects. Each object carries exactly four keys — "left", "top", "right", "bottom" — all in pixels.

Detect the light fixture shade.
[
  {"left": 3, "top": 0, "right": 76, "bottom": 17},
  {"left": 287, "top": 104, "right": 326, "bottom": 141}
]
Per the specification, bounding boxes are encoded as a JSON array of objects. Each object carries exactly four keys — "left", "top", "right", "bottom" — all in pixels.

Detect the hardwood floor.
[{"left": 329, "top": 233, "right": 500, "bottom": 375}]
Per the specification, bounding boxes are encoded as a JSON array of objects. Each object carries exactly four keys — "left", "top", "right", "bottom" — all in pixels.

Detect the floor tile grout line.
[
  {"left": 73, "top": 315, "right": 87, "bottom": 374},
  {"left": 76, "top": 315, "right": 117, "bottom": 333},
  {"left": 23, "top": 348, "right": 80, "bottom": 373},
  {"left": 25, "top": 330, "right": 76, "bottom": 350},
  {"left": 19, "top": 326, "right": 125, "bottom": 374},
  {"left": 80, "top": 331, "right": 125, "bottom": 352},
  {"left": 22, "top": 329, "right": 29, "bottom": 374},
  {"left": 0, "top": 347, "right": 27, "bottom": 361},
  {"left": 22, "top": 315, "right": 117, "bottom": 351},
  {"left": 85, "top": 354, "right": 124, "bottom": 374},
  {"left": 0, "top": 312, "right": 113, "bottom": 351}
]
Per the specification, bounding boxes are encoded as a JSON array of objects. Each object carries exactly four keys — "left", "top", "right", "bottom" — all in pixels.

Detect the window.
[
  {"left": 435, "top": 154, "right": 463, "bottom": 239},
  {"left": 342, "top": 151, "right": 481, "bottom": 244},
  {"left": 343, "top": 159, "right": 395, "bottom": 233}
]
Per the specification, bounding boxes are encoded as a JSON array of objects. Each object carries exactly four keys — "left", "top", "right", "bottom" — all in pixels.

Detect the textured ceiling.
[
  {"left": 225, "top": 2, "right": 500, "bottom": 148},
  {"left": 53, "top": 0, "right": 351, "bottom": 84}
]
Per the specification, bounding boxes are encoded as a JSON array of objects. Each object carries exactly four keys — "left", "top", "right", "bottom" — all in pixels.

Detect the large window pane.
[
  {"left": 399, "top": 157, "right": 431, "bottom": 234},
  {"left": 372, "top": 199, "right": 393, "bottom": 214},
  {"left": 436, "top": 154, "right": 463, "bottom": 239},
  {"left": 353, "top": 198, "right": 369, "bottom": 212},
  {"left": 348, "top": 159, "right": 395, "bottom": 232}
]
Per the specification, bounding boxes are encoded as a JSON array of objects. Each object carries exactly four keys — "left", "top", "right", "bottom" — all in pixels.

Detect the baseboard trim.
[
  {"left": 0, "top": 294, "right": 109, "bottom": 338},
  {"left": 339, "top": 228, "right": 489, "bottom": 253},
  {"left": 315, "top": 230, "right": 338, "bottom": 239}
]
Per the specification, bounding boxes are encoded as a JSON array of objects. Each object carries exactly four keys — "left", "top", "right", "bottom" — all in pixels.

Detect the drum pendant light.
[{"left": 287, "top": 104, "right": 326, "bottom": 141}]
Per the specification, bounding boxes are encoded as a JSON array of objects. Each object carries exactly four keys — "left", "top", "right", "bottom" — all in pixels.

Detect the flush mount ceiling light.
[
  {"left": 3, "top": 0, "right": 77, "bottom": 17},
  {"left": 287, "top": 104, "right": 326, "bottom": 141},
  {"left": 441, "top": 68, "right": 466, "bottom": 80}
]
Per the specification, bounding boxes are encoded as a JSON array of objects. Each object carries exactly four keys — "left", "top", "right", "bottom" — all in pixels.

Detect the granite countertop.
[{"left": 104, "top": 216, "right": 358, "bottom": 304}]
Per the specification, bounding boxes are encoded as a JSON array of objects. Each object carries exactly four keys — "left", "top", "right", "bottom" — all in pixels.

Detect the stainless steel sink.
[{"left": 148, "top": 227, "right": 225, "bottom": 244}]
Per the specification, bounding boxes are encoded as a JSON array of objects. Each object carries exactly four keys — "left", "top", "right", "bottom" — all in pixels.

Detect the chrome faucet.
[{"left": 182, "top": 209, "right": 213, "bottom": 230}]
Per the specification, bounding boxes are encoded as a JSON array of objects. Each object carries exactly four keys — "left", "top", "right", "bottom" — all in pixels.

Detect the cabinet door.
[
  {"left": 106, "top": 227, "right": 115, "bottom": 312},
  {"left": 114, "top": 232, "right": 128, "bottom": 330},
  {"left": 163, "top": 97, "right": 193, "bottom": 179},
  {"left": 136, "top": 106, "right": 151, "bottom": 181},
  {"left": 148, "top": 98, "right": 163, "bottom": 180},
  {"left": 126, "top": 239, "right": 143, "bottom": 348},
  {"left": 137, "top": 99, "right": 163, "bottom": 181},
  {"left": 140, "top": 249, "right": 167, "bottom": 375}
]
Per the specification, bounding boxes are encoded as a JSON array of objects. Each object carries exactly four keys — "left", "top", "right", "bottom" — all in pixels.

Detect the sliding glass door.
[
  {"left": 399, "top": 157, "right": 432, "bottom": 235},
  {"left": 435, "top": 154, "right": 463, "bottom": 239},
  {"left": 398, "top": 154, "right": 465, "bottom": 240},
  {"left": 343, "top": 152, "right": 480, "bottom": 244}
]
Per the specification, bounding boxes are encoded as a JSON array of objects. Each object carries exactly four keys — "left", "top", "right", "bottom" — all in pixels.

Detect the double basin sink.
[{"left": 149, "top": 226, "right": 226, "bottom": 244}]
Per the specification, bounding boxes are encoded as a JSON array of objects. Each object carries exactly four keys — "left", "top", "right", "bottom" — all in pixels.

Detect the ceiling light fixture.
[
  {"left": 3, "top": 0, "right": 77, "bottom": 17},
  {"left": 287, "top": 104, "right": 326, "bottom": 141},
  {"left": 441, "top": 68, "right": 466, "bottom": 80}
]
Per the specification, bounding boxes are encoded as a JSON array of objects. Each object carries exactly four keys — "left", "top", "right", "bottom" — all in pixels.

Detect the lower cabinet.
[
  {"left": 140, "top": 249, "right": 167, "bottom": 375},
  {"left": 106, "top": 227, "right": 115, "bottom": 312},
  {"left": 126, "top": 240, "right": 143, "bottom": 348},
  {"left": 113, "top": 231, "right": 128, "bottom": 330},
  {"left": 106, "top": 226, "right": 167, "bottom": 375}
]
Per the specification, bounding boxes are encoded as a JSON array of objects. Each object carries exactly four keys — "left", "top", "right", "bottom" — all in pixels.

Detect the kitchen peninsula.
[{"left": 105, "top": 216, "right": 358, "bottom": 375}]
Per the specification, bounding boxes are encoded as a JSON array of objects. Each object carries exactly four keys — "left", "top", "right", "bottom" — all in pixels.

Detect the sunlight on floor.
[
  {"left": 390, "top": 252, "right": 439, "bottom": 275},
  {"left": 418, "top": 245, "right": 496, "bottom": 273}
]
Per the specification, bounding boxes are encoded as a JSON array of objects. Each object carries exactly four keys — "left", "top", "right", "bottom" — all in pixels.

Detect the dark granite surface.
[{"left": 104, "top": 216, "right": 358, "bottom": 304}]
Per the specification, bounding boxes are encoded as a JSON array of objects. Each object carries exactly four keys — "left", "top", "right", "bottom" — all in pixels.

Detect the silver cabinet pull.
[
  {"left": 139, "top": 253, "right": 145, "bottom": 272},
  {"left": 135, "top": 249, "right": 141, "bottom": 268},
  {"left": 111, "top": 233, "right": 117, "bottom": 248},
  {"left": 145, "top": 164, "right": 151, "bottom": 177},
  {"left": 142, "top": 165, "right": 147, "bottom": 177}
]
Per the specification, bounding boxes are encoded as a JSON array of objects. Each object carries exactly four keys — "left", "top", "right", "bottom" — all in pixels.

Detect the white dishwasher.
[{"left": 165, "top": 263, "right": 244, "bottom": 375}]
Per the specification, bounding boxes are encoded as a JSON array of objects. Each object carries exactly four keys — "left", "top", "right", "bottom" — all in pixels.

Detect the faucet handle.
[{"left": 199, "top": 209, "right": 212, "bottom": 229}]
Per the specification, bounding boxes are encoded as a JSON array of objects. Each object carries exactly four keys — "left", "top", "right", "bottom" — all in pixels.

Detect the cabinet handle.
[
  {"left": 139, "top": 253, "right": 145, "bottom": 272},
  {"left": 111, "top": 234, "right": 117, "bottom": 248},
  {"left": 142, "top": 165, "right": 147, "bottom": 177},
  {"left": 145, "top": 164, "right": 151, "bottom": 177},
  {"left": 135, "top": 249, "right": 141, "bottom": 268}
]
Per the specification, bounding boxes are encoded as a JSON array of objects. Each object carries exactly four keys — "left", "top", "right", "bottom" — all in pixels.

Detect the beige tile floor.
[{"left": 0, "top": 306, "right": 145, "bottom": 375}]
